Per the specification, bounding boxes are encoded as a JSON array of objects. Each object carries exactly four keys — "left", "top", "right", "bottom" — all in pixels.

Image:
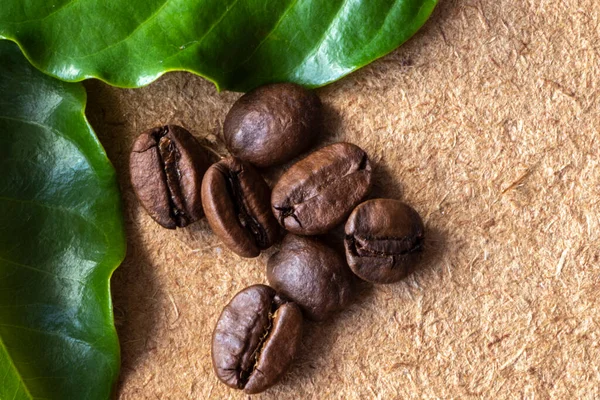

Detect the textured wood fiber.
[{"left": 84, "top": 0, "right": 600, "bottom": 398}]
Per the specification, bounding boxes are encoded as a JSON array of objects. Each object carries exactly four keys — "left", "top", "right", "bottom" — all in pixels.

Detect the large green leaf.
[
  {"left": 0, "top": 41, "right": 125, "bottom": 399},
  {"left": 0, "top": 0, "right": 437, "bottom": 91}
]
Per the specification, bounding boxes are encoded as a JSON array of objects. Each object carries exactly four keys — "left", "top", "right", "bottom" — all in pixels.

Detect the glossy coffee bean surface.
[
  {"left": 271, "top": 142, "right": 372, "bottom": 235},
  {"left": 268, "top": 235, "right": 354, "bottom": 321},
  {"left": 202, "top": 157, "right": 280, "bottom": 257},
  {"left": 223, "top": 83, "right": 322, "bottom": 168},
  {"left": 212, "top": 284, "right": 303, "bottom": 394},
  {"left": 345, "top": 199, "right": 424, "bottom": 283},
  {"left": 130, "top": 125, "right": 211, "bottom": 229}
]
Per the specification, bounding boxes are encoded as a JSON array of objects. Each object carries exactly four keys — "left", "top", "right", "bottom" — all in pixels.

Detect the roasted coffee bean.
[
  {"left": 345, "top": 199, "right": 424, "bottom": 284},
  {"left": 212, "top": 284, "right": 303, "bottom": 394},
  {"left": 130, "top": 125, "right": 211, "bottom": 229},
  {"left": 267, "top": 235, "right": 354, "bottom": 321},
  {"left": 271, "top": 142, "right": 372, "bottom": 235},
  {"left": 202, "top": 157, "right": 280, "bottom": 257},
  {"left": 223, "top": 83, "right": 322, "bottom": 168}
]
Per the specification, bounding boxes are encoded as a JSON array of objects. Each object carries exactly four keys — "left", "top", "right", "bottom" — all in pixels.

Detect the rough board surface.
[{"left": 84, "top": 0, "right": 600, "bottom": 398}]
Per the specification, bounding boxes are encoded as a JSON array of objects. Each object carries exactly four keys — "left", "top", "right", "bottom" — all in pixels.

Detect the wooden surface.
[{"left": 84, "top": 0, "right": 600, "bottom": 398}]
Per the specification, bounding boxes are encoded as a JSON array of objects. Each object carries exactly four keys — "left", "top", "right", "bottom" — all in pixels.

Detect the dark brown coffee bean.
[
  {"left": 267, "top": 235, "right": 354, "bottom": 321},
  {"left": 271, "top": 142, "right": 372, "bottom": 235},
  {"left": 202, "top": 157, "right": 280, "bottom": 257},
  {"left": 345, "top": 199, "right": 424, "bottom": 284},
  {"left": 130, "top": 125, "right": 211, "bottom": 229},
  {"left": 223, "top": 83, "right": 322, "bottom": 168},
  {"left": 212, "top": 284, "right": 303, "bottom": 394}
]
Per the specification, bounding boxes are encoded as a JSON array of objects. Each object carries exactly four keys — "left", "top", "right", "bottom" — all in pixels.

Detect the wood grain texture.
[{"left": 84, "top": 0, "right": 600, "bottom": 397}]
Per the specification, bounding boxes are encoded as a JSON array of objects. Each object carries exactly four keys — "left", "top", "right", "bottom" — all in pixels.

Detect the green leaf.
[
  {"left": 0, "top": 0, "right": 437, "bottom": 91},
  {"left": 0, "top": 41, "right": 125, "bottom": 400}
]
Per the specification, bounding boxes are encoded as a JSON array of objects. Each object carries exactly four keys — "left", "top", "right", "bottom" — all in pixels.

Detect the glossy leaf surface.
[
  {"left": 0, "top": 0, "right": 437, "bottom": 91},
  {"left": 0, "top": 41, "right": 125, "bottom": 400}
]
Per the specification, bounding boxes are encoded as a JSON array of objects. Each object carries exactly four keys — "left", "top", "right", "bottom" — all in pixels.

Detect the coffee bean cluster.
[{"left": 129, "top": 83, "right": 426, "bottom": 394}]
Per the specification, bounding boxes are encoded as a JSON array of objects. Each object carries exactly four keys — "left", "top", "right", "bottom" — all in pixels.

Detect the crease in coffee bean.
[
  {"left": 239, "top": 300, "right": 279, "bottom": 386},
  {"left": 223, "top": 167, "right": 269, "bottom": 248},
  {"left": 148, "top": 127, "right": 189, "bottom": 227},
  {"left": 281, "top": 154, "right": 369, "bottom": 210},
  {"left": 347, "top": 235, "right": 424, "bottom": 257},
  {"left": 274, "top": 205, "right": 302, "bottom": 228},
  {"left": 159, "top": 137, "right": 189, "bottom": 226},
  {"left": 358, "top": 152, "right": 369, "bottom": 171}
]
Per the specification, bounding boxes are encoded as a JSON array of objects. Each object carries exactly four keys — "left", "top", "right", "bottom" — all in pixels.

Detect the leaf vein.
[
  {"left": 0, "top": 196, "right": 108, "bottom": 251},
  {"left": 3, "top": 0, "right": 80, "bottom": 25},
  {"left": 291, "top": 0, "right": 352, "bottom": 75},
  {"left": 0, "top": 333, "right": 33, "bottom": 400},
  {"left": 0, "top": 256, "right": 87, "bottom": 286},
  {"left": 227, "top": 0, "right": 301, "bottom": 73},
  {"left": 72, "top": 0, "right": 172, "bottom": 61},
  {"left": 160, "top": 0, "right": 243, "bottom": 64},
  {"left": 0, "top": 324, "right": 106, "bottom": 357},
  {"left": 0, "top": 115, "right": 89, "bottom": 166}
]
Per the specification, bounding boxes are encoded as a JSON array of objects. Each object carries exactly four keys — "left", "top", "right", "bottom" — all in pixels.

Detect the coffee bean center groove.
[
  {"left": 224, "top": 168, "right": 269, "bottom": 248},
  {"left": 153, "top": 127, "right": 189, "bottom": 227},
  {"left": 239, "top": 299, "right": 279, "bottom": 386},
  {"left": 346, "top": 235, "right": 424, "bottom": 257}
]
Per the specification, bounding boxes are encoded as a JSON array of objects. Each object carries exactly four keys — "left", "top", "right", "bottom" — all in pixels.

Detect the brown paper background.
[{"left": 83, "top": 0, "right": 600, "bottom": 398}]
